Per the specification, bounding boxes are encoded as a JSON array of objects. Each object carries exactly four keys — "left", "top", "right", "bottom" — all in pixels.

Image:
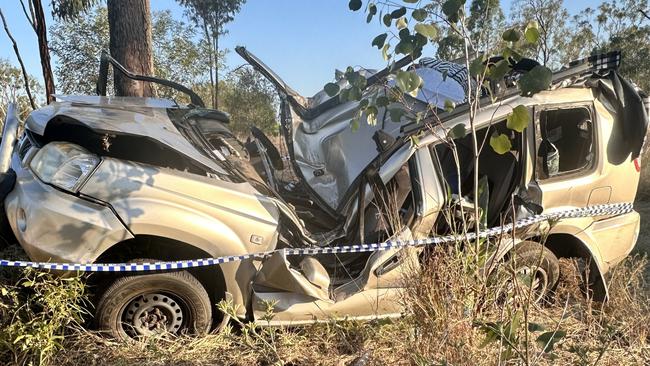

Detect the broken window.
[
  {"left": 430, "top": 120, "right": 522, "bottom": 227},
  {"left": 536, "top": 106, "right": 595, "bottom": 179}
]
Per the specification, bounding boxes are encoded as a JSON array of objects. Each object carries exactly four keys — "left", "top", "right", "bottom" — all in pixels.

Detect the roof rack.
[
  {"left": 551, "top": 51, "right": 621, "bottom": 86},
  {"left": 399, "top": 51, "right": 623, "bottom": 136}
]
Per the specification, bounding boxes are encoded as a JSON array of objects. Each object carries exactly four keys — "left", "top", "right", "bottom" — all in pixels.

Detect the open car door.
[{"left": 251, "top": 229, "right": 419, "bottom": 324}]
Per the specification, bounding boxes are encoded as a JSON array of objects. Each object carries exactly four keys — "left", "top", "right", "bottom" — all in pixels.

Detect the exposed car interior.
[
  {"left": 537, "top": 107, "right": 595, "bottom": 179},
  {"left": 430, "top": 120, "right": 522, "bottom": 228}
]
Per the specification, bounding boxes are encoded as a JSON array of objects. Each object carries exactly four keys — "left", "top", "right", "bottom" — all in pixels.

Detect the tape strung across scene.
[{"left": 0, "top": 202, "right": 634, "bottom": 272}]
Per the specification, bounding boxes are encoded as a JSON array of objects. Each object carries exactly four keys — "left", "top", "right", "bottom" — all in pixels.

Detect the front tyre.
[{"left": 95, "top": 270, "right": 212, "bottom": 340}]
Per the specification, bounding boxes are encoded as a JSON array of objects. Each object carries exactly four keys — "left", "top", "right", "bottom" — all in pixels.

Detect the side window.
[{"left": 536, "top": 106, "right": 595, "bottom": 179}]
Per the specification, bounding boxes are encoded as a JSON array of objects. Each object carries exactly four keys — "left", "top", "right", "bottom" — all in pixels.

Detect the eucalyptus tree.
[
  {"left": 177, "top": 0, "right": 246, "bottom": 109},
  {"left": 51, "top": 0, "right": 155, "bottom": 97},
  {"left": 50, "top": 7, "right": 209, "bottom": 103}
]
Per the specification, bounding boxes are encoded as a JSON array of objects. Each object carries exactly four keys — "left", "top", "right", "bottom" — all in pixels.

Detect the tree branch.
[
  {"left": 19, "top": 0, "right": 36, "bottom": 31},
  {"left": 641, "top": 9, "right": 650, "bottom": 21},
  {"left": 0, "top": 7, "right": 36, "bottom": 110}
]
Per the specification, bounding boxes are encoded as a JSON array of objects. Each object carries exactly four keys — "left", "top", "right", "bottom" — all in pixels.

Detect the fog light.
[{"left": 16, "top": 208, "right": 26, "bottom": 232}]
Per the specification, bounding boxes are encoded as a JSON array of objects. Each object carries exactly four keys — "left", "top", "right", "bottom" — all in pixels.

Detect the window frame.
[{"left": 533, "top": 102, "right": 598, "bottom": 182}]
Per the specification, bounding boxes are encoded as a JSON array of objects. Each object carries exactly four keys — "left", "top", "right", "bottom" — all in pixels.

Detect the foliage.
[
  {"left": 177, "top": 0, "right": 246, "bottom": 37},
  {"left": 572, "top": 0, "right": 650, "bottom": 92},
  {"left": 437, "top": 0, "right": 506, "bottom": 60},
  {"left": 0, "top": 59, "right": 43, "bottom": 121},
  {"left": 176, "top": 0, "right": 247, "bottom": 108},
  {"left": 0, "top": 268, "right": 88, "bottom": 365},
  {"left": 151, "top": 10, "right": 211, "bottom": 102},
  {"left": 50, "top": 0, "right": 99, "bottom": 20},
  {"left": 510, "top": 0, "right": 571, "bottom": 68},
  {"left": 220, "top": 66, "right": 279, "bottom": 136},
  {"left": 50, "top": 7, "right": 210, "bottom": 101},
  {"left": 49, "top": 6, "right": 110, "bottom": 95}
]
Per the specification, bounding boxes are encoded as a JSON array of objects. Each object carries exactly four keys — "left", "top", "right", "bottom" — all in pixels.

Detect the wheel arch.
[
  {"left": 95, "top": 235, "right": 229, "bottom": 307},
  {"left": 93, "top": 234, "right": 256, "bottom": 321},
  {"left": 493, "top": 232, "right": 608, "bottom": 301},
  {"left": 541, "top": 232, "right": 608, "bottom": 301}
]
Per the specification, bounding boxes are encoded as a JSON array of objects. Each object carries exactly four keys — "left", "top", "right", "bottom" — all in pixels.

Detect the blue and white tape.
[{"left": 0, "top": 202, "right": 634, "bottom": 272}]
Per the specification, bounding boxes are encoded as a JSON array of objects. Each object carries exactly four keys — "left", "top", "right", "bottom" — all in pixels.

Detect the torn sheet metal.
[{"left": 25, "top": 95, "right": 228, "bottom": 175}]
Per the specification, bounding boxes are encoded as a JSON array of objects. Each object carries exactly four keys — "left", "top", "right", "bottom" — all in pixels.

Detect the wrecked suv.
[{"left": 0, "top": 49, "right": 646, "bottom": 339}]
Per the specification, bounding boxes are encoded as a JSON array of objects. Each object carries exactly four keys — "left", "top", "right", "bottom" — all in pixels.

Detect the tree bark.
[
  {"left": 107, "top": 0, "right": 155, "bottom": 97},
  {"left": 31, "top": 0, "right": 55, "bottom": 103}
]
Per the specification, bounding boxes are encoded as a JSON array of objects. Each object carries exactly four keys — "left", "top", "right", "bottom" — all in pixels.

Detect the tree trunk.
[
  {"left": 107, "top": 0, "right": 155, "bottom": 97},
  {"left": 31, "top": 0, "right": 55, "bottom": 104}
]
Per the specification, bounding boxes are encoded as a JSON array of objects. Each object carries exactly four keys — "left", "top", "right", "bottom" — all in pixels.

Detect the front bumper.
[{"left": 4, "top": 152, "right": 133, "bottom": 263}]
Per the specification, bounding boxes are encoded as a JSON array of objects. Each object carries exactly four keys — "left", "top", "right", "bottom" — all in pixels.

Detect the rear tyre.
[
  {"left": 95, "top": 270, "right": 212, "bottom": 340},
  {"left": 498, "top": 241, "right": 560, "bottom": 304}
]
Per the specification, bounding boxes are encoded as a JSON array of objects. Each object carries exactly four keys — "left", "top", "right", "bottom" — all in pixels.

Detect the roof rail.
[{"left": 552, "top": 51, "right": 621, "bottom": 85}]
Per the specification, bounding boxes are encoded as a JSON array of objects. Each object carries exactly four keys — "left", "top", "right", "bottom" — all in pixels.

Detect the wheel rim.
[
  {"left": 497, "top": 265, "right": 550, "bottom": 305},
  {"left": 518, "top": 265, "right": 549, "bottom": 302},
  {"left": 122, "top": 292, "right": 188, "bottom": 337}
]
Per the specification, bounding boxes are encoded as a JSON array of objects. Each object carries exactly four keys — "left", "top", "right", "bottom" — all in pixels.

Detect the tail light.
[{"left": 634, "top": 157, "right": 641, "bottom": 172}]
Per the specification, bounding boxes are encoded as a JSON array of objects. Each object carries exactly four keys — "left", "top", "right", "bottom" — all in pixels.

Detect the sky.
[{"left": 0, "top": 0, "right": 595, "bottom": 97}]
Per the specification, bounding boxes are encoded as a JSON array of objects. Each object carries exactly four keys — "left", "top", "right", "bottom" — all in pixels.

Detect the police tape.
[{"left": 0, "top": 202, "right": 635, "bottom": 272}]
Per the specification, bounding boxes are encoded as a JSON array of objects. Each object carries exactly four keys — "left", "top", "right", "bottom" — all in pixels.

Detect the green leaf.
[
  {"left": 396, "top": 17, "right": 408, "bottom": 30},
  {"left": 444, "top": 99, "right": 456, "bottom": 113},
  {"left": 469, "top": 57, "right": 486, "bottom": 77},
  {"left": 350, "top": 118, "right": 360, "bottom": 131},
  {"left": 324, "top": 83, "right": 340, "bottom": 97},
  {"left": 376, "top": 95, "right": 390, "bottom": 107},
  {"left": 372, "top": 33, "right": 388, "bottom": 49},
  {"left": 366, "top": 105, "right": 379, "bottom": 125},
  {"left": 395, "top": 39, "right": 414, "bottom": 55},
  {"left": 382, "top": 43, "right": 391, "bottom": 60},
  {"left": 348, "top": 86, "right": 362, "bottom": 100},
  {"left": 502, "top": 28, "right": 521, "bottom": 42},
  {"left": 391, "top": 6, "right": 407, "bottom": 18},
  {"left": 502, "top": 47, "right": 523, "bottom": 62},
  {"left": 412, "top": 8, "right": 427, "bottom": 21},
  {"left": 525, "top": 21, "right": 540, "bottom": 43},
  {"left": 448, "top": 123, "right": 466, "bottom": 139},
  {"left": 442, "top": 0, "right": 464, "bottom": 23},
  {"left": 368, "top": 2, "right": 377, "bottom": 14},
  {"left": 349, "top": 0, "right": 362, "bottom": 11},
  {"left": 395, "top": 70, "right": 422, "bottom": 97},
  {"left": 536, "top": 330, "right": 566, "bottom": 352},
  {"left": 528, "top": 322, "right": 545, "bottom": 332},
  {"left": 518, "top": 65, "right": 552, "bottom": 97},
  {"left": 489, "top": 133, "right": 512, "bottom": 154},
  {"left": 488, "top": 59, "right": 511, "bottom": 80},
  {"left": 414, "top": 23, "right": 438, "bottom": 40},
  {"left": 506, "top": 105, "right": 529, "bottom": 132},
  {"left": 383, "top": 13, "right": 392, "bottom": 26}
]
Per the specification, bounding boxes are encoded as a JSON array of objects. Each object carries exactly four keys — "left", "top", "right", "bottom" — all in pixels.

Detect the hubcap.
[{"left": 123, "top": 293, "right": 184, "bottom": 336}]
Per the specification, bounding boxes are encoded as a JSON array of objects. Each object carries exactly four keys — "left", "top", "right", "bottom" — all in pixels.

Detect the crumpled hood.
[{"left": 25, "top": 95, "right": 228, "bottom": 174}]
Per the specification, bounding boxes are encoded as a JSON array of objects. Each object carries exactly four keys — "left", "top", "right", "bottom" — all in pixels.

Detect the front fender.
[{"left": 80, "top": 158, "right": 281, "bottom": 315}]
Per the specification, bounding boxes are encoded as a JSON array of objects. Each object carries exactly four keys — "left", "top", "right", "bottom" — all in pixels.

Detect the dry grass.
[
  {"left": 1, "top": 197, "right": 650, "bottom": 365},
  {"left": 39, "top": 249, "right": 648, "bottom": 366}
]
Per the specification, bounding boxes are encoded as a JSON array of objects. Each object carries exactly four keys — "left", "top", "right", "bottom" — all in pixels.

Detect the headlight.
[{"left": 29, "top": 142, "right": 100, "bottom": 192}]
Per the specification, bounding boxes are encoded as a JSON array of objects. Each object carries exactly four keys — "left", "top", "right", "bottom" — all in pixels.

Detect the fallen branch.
[{"left": 0, "top": 7, "right": 36, "bottom": 110}]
